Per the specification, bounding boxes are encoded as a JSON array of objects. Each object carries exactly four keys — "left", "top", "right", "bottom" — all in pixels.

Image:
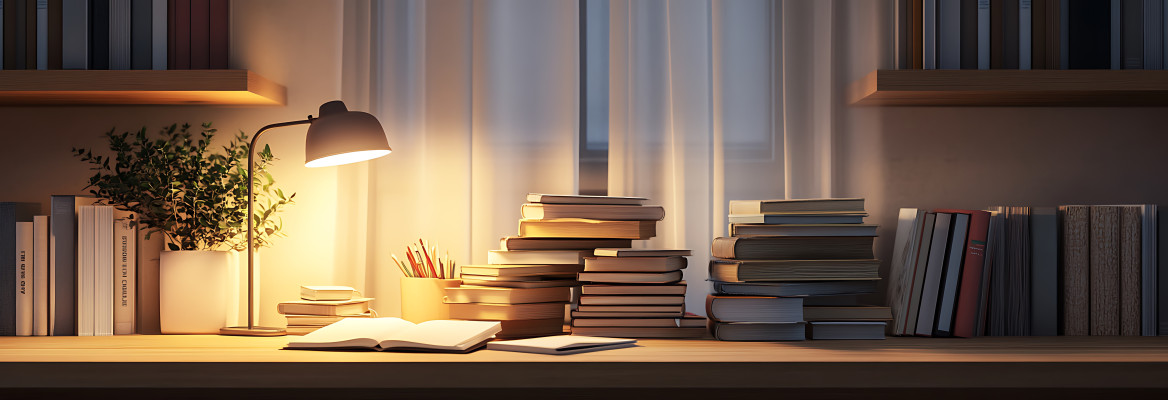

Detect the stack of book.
[
  {"left": 445, "top": 193, "right": 663, "bottom": 338},
  {"left": 571, "top": 248, "right": 706, "bottom": 338},
  {"left": 707, "top": 198, "right": 883, "bottom": 341},
  {"left": 278, "top": 286, "right": 372, "bottom": 336}
]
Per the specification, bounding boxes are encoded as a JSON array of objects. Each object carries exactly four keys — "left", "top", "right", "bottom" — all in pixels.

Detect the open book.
[
  {"left": 285, "top": 318, "right": 501, "bottom": 353},
  {"left": 486, "top": 335, "right": 637, "bottom": 355}
]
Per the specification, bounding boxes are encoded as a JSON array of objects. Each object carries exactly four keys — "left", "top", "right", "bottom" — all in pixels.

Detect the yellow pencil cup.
[{"left": 400, "top": 277, "right": 462, "bottom": 323}]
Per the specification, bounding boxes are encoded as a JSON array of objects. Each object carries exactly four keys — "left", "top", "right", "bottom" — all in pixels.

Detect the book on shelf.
[
  {"left": 15, "top": 222, "right": 33, "bottom": 336},
  {"left": 113, "top": 210, "right": 135, "bottom": 335},
  {"left": 518, "top": 219, "right": 656, "bottom": 240},
  {"left": 460, "top": 279, "right": 578, "bottom": 289},
  {"left": 803, "top": 306, "right": 893, "bottom": 322},
  {"left": 913, "top": 211, "right": 953, "bottom": 337},
  {"left": 151, "top": 0, "right": 166, "bottom": 70},
  {"left": 1030, "top": 206, "right": 1058, "bottom": 337},
  {"left": 1091, "top": 205, "right": 1121, "bottom": 336},
  {"left": 61, "top": 0, "right": 88, "bottom": 69},
  {"left": 448, "top": 301, "right": 566, "bottom": 320},
  {"left": 727, "top": 214, "right": 867, "bottom": 225},
  {"left": 709, "top": 259, "right": 881, "bottom": 282},
  {"left": 576, "top": 271, "right": 682, "bottom": 284},
  {"left": 577, "top": 295, "right": 684, "bottom": 306},
  {"left": 728, "top": 224, "right": 877, "bottom": 237},
  {"left": 579, "top": 282, "right": 687, "bottom": 296},
  {"left": 32, "top": 215, "right": 49, "bottom": 336},
  {"left": 284, "top": 313, "right": 372, "bottom": 326},
  {"left": 1062, "top": 205, "right": 1090, "bottom": 335},
  {"left": 130, "top": 0, "right": 151, "bottom": 70},
  {"left": 285, "top": 318, "right": 501, "bottom": 353},
  {"left": 932, "top": 212, "right": 969, "bottom": 338},
  {"left": 277, "top": 298, "right": 372, "bottom": 316},
  {"left": 135, "top": 216, "right": 162, "bottom": 334},
  {"left": 0, "top": 202, "right": 38, "bottom": 336},
  {"left": 705, "top": 295, "right": 803, "bottom": 323},
  {"left": 109, "top": 0, "right": 130, "bottom": 70},
  {"left": 709, "top": 321, "right": 805, "bottom": 341},
  {"left": 188, "top": 0, "right": 207, "bottom": 69},
  {"left": 520, "top": 203, "right": 664, "bottom": 221},
  {"left": 499, "top": 237, "right": 632, "bottom": 251},
  {"left": 299, "top": 285, "right": 359, "bottom": 301},
  {"left": 1120, "top": 206, "right": 1142, "bottom": 336},
  {"left": 729, "top": 198, "right": 865, "bottom": 214},
  {"left": 574, "top": 304, "right": 683, "bottom": 314},
  {"left": 569, "top": 326, "right": 705, "bottom": 339},
  {"left": 807, "top": 321, "right": 886, "bottom": 340},
  {"left": 443, "top": 286, "right": 572, "bottom": 304},
  {"left": 486, "top": 250, "right": 590, "bottom": 265},
  {"left": 487, "top": 335, "right": 636, "bottom": 355},
  {"left": 710, "top": 236, "right": 875, "bottom": 260},
  {"left": 592, "top": 248, "right": 692, "bottom": 257},
  {"left": 459, "top": 273, "right": 576, "bottom": 282},
  {"left": 526, "top": 193, "right": 646, "bottom": 206},
  {"left": 460, "top": 264, "right": 584, "bottom": 277},
  {"left": 934, "top": 208, "right": 990, "bottom": 338},
  {"left": 583, "top": 256, "right": 686, "bottom": 272},
  {"left": 712, "top": 280, "right": 876, "bottom": 297}
]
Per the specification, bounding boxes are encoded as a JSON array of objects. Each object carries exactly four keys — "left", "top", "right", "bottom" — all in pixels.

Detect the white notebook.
[
  {"left": 486, "top": 335, "right": 636, "bottom": 355},
  {"left": 285, "top": 318, "right": 500, "bottom": 353}
]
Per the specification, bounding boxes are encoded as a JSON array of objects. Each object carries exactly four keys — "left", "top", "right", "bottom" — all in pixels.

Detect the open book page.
[
  {"left": 378, "top": 320, "right": 502, "bottom": 351},
  {"left": 286, "top": 318, "right": 417, "bottom": 349}
]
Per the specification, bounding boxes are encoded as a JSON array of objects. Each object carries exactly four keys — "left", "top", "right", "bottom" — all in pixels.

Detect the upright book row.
[
  {"left": 889, "top": 205, "right": 1163, "bottom": 337},
  {"left": 1, "top": 0, "right": 227, "bottom": 70},
  {"left": 1, "top": 196, "right": 142, "bottom": 337},
  {"left": 896, "top": 0, "right": 1168, "bottom": 70}
]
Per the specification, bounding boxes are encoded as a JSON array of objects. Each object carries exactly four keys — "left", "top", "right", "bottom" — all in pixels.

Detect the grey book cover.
[
  {"left": 108, "top": 0, "right": 130, "bottom": 69},
  {"left": 49, "top": 195, "right": 77, "bottom": 336},
  {"left": 916, "top": 213, "right": 953, "bottom": 336},
  {"left": 1003, "top": 0, "right": 1019, "bottom": 68},
  {"left": 1112, "top": 0, "right": 1121, "bottom": 69},
  {"left": 925, "top": 0, "right": 938, "bottom": 69},
  {"left": 1020, "top": 0, "right": 1031, "bottom": 69},
  {"left": 978, "top": 0, "right": 990, "bottom": 69},
  {"left": 0, "top": 202, "right": 39, "bottom": 336},
  {"left": 150, "top": 0, "right": 163, "bottom": 69},
  {"left": 130, "top": 0, "right": 149, "bottom": 69},
  {"left": 1145, "top": 0, "right": 1162, "bottom": 69},
  {"left": 934, "top": 213, "right": 969, "bottom": 337},
  {"left": 940, "top": 0, "right": 962, "bottom": 69},
  {"left": 35, "top": 0, "right": 44, "bottom": 69},
  {"left": 1122, "top": 0, "right": 1143, "bottom": 69},
  {"left": 1030, "top": 207, "right": 1058, "bottom": 336},
  {"left": 60, "top": 0, "right": 85, "bottom": 69}
]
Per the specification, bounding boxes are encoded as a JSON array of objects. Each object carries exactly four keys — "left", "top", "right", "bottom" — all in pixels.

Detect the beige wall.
[{"left": 0, "top": 0, "right": 346, "bottom": 327}]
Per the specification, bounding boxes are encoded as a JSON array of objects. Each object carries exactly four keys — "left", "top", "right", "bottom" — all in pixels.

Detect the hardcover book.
[{"left": 285, "top": 318, "right": 500, "bottom": 353}]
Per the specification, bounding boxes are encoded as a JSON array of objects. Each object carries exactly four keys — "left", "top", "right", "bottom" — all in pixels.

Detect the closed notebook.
[
  {"left": 299, "top": 286, "right": 358, "bottom": 301},
  {"left": 487, "top": 335, "right": 636, "bottom": 355},
  {"left": 284, "top": 318, "right": 500, "bottom": 353}
]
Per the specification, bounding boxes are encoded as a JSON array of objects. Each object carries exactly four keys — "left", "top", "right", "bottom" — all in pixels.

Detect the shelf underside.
[
  {"left": 851, "top": 69, "right": 1168, "bottom": 106},
  {"left": 0, "top": 70, "right": 286, "bottom": 106}
]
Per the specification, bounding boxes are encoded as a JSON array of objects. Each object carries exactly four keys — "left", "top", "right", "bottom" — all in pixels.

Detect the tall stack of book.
[
  {"left": 445, "top": 193, "right": 660, "bottom": 339},
  {"left": 571, "top": 248, "right": 706, "bottom": 338},
  {"left": 708, "top": 198, "right": 883, "bottom": 341},
  {"left": 278, "top": 286, "right": 372, "bottom": 336}
]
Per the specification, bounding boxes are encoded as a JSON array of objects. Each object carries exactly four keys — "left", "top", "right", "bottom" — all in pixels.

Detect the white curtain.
[
  {"left": 607, "top": 0, "right": 842, "bottom": 313},
  {"left": 338, "top": 0, "right": 579, "bottom": 317}
]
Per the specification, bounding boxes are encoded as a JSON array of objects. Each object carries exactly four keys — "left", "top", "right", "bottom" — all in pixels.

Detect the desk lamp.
[{"left": 220, "top": 100, "right": 391, "bottom": 336}]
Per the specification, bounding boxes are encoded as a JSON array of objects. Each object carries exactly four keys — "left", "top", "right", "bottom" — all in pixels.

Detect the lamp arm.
[{"left": 244, "top": 117, "right": 314, "bottom": 330}]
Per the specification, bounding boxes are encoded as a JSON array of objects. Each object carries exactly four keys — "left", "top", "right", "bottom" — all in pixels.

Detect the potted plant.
[{"left": 74, "top": 123, "right": 294, "bottom": 334}]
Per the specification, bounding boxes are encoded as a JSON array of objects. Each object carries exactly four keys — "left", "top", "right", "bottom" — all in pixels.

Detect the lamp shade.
[{"left": 304, "top": 100, "right": 392, "bottom": 168}]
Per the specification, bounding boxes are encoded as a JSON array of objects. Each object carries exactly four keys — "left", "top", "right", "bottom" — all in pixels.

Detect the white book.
[
  {"left": 77, "top": 206, "right": 94, "bottom": 336},
  {"left": 486, "top": 250, "right": 590, "bottom": 265},
  {"left": 113, "top": 210, "right": 135, "bottom": 335},
  {"left": 151, "top": 0, "right": 166, "bottom": 70},
  {"left": 95, "top": 206, "right": 114, "bottom": 336},
  {"left": 978, "top": 0, "right": 990, "bottom": 69},
  {"left": 61, "top": 0, "right": 88, "bottom": 69},
  {"left": 32, "top": 216, "right": 48, "bottom": 336},
  {"left": 285, "top": 318, "right": 501, "bottom": 353},
  {"left": 915, "top": 212, "right": 953, "bottom": 337},
  {"left": 15, "top": 222, "right": 33, "bottom": 336},
  {"left": 924, "top": 0, "right": 937, "bottom": 69},
  {"left": 1020, "top": 0, "right": 1032, "bottom": 70},
  {"left": 487, "top": 335, "right": 636, "bottom": 355},
  {"left": 36, "top": 0, "right": 47, "bottom": 69}
]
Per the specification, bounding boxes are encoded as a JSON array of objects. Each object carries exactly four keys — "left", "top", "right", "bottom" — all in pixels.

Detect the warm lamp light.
[{"left": 220, "top": 100, "right": 391, "bottom": 337}]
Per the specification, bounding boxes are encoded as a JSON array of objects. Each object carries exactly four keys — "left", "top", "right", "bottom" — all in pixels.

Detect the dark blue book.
[
  {"left": 0, "top": 202, "right": 40, "bottom": 336},
  {"left": 1067, "top": 0, "right": 1110, "bottom": 69},
  {"left": 88, "top": 0, "right": 108, "bottom": 69}
]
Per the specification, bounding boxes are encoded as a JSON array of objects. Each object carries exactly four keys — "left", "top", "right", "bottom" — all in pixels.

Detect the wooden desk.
[{"left": 2, "top": 335, "right": 1168, "bottom": 399}]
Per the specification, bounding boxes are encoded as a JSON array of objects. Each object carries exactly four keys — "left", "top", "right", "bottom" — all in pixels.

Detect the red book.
[
  {"left": 172, "top": 0, "right": 191, "bottom": 69},
  {"left": 189, "top": 0, "right": 209, "bottom": 69},
  {"left": 208, "top": 0, "right": 228, "bottom": 69},
  {"left": 935, "top": 209, "right": 990, "bottom": 338}
]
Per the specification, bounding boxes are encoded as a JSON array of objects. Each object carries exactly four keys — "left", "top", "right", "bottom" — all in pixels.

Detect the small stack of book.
[
  {"left": 571, "top": 248, "right": 706, "bottom": 338},
  {"left": 278, "top": 286, "right": 372, "bottom": 336},
  {"left": 446, "top": 193, "right": 664, "bottom": 338},
  {"left": 708, "top": 198, "right": 884, "bottom": 341}
]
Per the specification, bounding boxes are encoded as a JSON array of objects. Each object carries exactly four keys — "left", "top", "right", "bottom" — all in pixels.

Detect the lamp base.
[{"left": 220, "top": 326, "right": 287, "bottom": 337}]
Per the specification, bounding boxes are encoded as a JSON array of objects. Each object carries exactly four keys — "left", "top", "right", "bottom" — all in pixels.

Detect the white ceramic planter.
[{"left": 159, "top": 250, "right": 230, "bottom": 334}]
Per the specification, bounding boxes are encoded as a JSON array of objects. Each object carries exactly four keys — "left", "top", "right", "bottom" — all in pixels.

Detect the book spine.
[
  {"left": 1019, "top": 0, "right": 1031, "bottom": 69},
  {"left": 940, "top": 0, "right": 961, "bottom": 69},
  {"left": 95, "top": 206, "right": 112, "bottom": 336},
  {"left": 991, "top": 0, "right": 1003, "bottom": 68},
  {"left": 4, "top": 0, "right": 21, "bottom": 69},
  {"left": 35, "top": 0, "right": 44, "bottom": 69},
  {"left": 948, "top": 211, "right": 989, "bottom": 338},
  {"left": 1031, "top": 0, "right": 1046, "bottom": 69},
  {"left": 32, "top": 215, "right": 47, "bottom": 336},
  {"left": 47, "top": 0, "right": 58, "bottom": 68},
  {"left": 1159, "top": 205, "right": 1168, "bottom": 335},
  {"left": 76, "top": 205, "right": 93, "bottom": 336},
  {"left": 897, "top": 0, "right": 908, "bottom": 69},
  {"left": 1068, "top": 0, "right": 1111, "bottom": 68},
  {"left": 89, "top": 0, "right": 108, "bottom": 70},
  {"left": 1141, "top": 204, "right": 1157, "bottom": 336},
  {"left": 135, "top": 224, "right": 161, "bottom": 333},
  {"left": 1, "top": 0, "right": 5, "bottom": 69},
  {"left": 1146, "top": 0, "right": 1163, "bottom": 69},
  {"left": 1061, "top": 205, "right": 1090, "bottom": 336},
  {"left": 1060, "top": 0, "right": 1068, "bottom": 68},
  {"left": 49, "top": 196, "right": 75, "bottom": 336},
  {"left": 23, "top": 0, "right": 31, "bottom": 68},
  {"left": 188, "top": 0, "right": 205, "bottom": 68},
  {"left": 1122, "top": 0, "right": 1143, "bottom": 69},
  {"left": 1046, "top": 0, "right": 1059, "bottom": 68},
  {"left": 150, "top": 0, "right": 162, "bottom": 69},
  {"left": 912, "top": 0, "right": 923, "bottom": 68},
  {"left": 1090, "top": 206, "right": 1121, "bottom": 336},
  {"left": 934, "top": 213, "right": 969, "bottom": 336},
  {"left": 925, "top": 0, "right": 937, "bottom": 69},
  {"left": 915, "top": 212, "right": 952, "bottom": 336},
  {"left": 15, "top": 222, "right": 32, "bottom": 336},
  {"left": 0, "top": 203, "right": 16, "bottom": 336},
  {"left": 962, "top": 0, "right": 979, "bottom": 69},
  {"left": 1120, "top": 206, "right": 1141, "bottom": 336},
  {"left": 129, "top": 0, "right": 148, "bottom": 69},
  {"left": 60, "top": 0, "right": 85, "bottom": 69},
  {"left": 1111, "top": 0, "right": 1121, "bottom": 69},
  {"left": 1029, "top": 207, "right": 1058, "bottom": 336},
  {"left": 978, "top": 0, "right": 990, "bottom": 68},
  {"left": 1003, "top": 0, "right": 1019, "bottom": 68},
  {"left": 170, "top": 0, "right": 187, "bottom": 69},
  {"left": 207, "top": 0, "right": 223, "bottom": 68},
  {"left": 113, "top": 212, "right": 135, "bottom": 334},
  {"left": 108, "top": 0, "right": 129, "bottom": 69}
]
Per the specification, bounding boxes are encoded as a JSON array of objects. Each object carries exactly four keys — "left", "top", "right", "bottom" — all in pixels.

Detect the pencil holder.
[{"left": 400, "top": 277, "right": 462, "bottom": 323}]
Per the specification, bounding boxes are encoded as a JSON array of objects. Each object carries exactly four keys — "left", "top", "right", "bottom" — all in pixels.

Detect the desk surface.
[{"left": 1, "top": 335, "right": 1168, "bottom": 395}]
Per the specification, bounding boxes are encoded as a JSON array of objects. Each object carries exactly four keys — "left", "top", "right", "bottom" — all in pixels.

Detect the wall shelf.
[
  {"left": 850, "top": 69, "right": 1168, "bottom": 106},
  {"left": 0, "top": 70, "right": 286, "bottom": 106}
]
